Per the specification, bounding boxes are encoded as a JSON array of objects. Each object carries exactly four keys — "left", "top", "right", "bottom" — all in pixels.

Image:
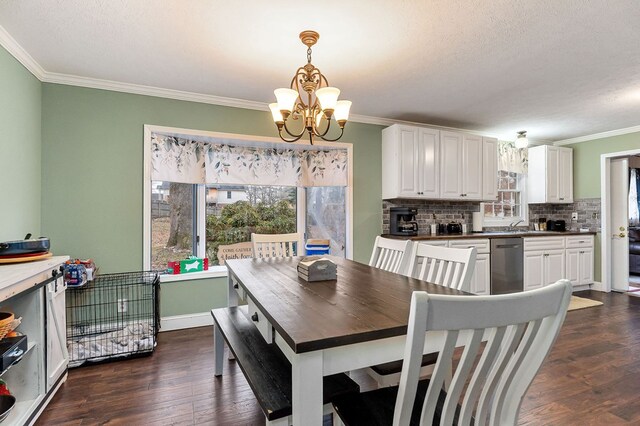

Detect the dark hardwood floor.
[{"left": 37, "top": 290, "right": 640, "bottom": 425}]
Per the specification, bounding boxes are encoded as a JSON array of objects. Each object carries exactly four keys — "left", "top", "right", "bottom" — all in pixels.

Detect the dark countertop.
[{"left": 381, "top": 230, "right": 597, "bottom": 241}]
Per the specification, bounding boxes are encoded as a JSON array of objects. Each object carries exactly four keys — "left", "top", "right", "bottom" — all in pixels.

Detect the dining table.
[{"left": 213, "top": 255, "right": 468, "bottom": 426}]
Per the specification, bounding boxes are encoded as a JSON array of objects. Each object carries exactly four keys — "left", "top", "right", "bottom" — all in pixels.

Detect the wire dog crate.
[{"left": 66, "top": 271, "right": 160, "bottom": 367}]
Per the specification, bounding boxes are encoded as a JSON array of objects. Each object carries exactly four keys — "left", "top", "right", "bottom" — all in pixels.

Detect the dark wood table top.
[{"left": 225, "top": 256, "right": 467, "bottom": 354}]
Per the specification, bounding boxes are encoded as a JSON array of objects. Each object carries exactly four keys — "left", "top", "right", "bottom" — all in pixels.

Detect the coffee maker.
[{"left": 390, "top": 207, "right": 419, "bottom": 236}]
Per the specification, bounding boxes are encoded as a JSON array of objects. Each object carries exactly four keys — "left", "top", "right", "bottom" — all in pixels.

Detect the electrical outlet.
[
  {"left": 571, "top": 212, "right": 578, "bottom": 221},
  {"left": 117, "top": 298, "right": 128, "bottom": 313}
]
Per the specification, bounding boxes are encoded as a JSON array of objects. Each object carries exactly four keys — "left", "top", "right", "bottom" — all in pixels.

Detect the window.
[
  {"left": 482, "top": 170, "right": 527, "bottom": 225},
  {"left": 205, "top": 184, "right": 297, "bottom": 266},
  {"left": 144, "top": 127, "right": 353, "bottom": 276}
]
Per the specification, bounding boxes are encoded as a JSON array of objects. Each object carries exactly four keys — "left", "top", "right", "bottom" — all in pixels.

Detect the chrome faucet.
[{"left": 509, "top": 219, "right": 525, "bottom": 231}]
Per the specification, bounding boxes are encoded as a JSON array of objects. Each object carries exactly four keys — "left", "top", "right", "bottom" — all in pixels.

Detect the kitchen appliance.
[
  {"left": 491, "top": 238, "right": 524, "bottom": 294},
  {"left": 0, "top": 234, "right": 49, "bottom": 256},
  {"left": 446, "top": 222, "right": 463, "bottom": 234},
  {"left": 390, "top": 207, "right": 418, "bottom": 236},
  {"left": 546, "top": 220, "right": 566, "bottom": 232}
]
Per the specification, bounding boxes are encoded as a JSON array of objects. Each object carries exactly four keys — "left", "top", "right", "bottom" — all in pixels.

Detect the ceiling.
[{"left": 1, "top": 0, "right": 640, "bottom": 142}]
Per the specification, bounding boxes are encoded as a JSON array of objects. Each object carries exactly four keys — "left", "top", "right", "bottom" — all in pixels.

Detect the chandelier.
[{"left": 269, "top": 30, "right": 352, "bottom": 144}]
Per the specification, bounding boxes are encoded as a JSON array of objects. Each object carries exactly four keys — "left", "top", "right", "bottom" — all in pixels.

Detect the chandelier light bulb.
[
  {"left": 274, "top": 88, "right": 299, "bottom": 113},
  {"left": 315, "top": 87, "right": 340, "bottom": 112},
  {"left": 269, "top": 103, "right": 284, "bottom": 123},
  {"left": 334, "top": 100, "right": 352, "bottom": 122}
]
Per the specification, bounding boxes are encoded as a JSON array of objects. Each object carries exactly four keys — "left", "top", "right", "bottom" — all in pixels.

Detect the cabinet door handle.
[
  {"left": 251, "top": 313, "right": 259, "bottom": 322},
  {"left": 233, "top": 283, "right": 239, "bottom": 289}
]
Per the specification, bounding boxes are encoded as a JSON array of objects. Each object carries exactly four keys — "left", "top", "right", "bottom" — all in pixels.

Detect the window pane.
[
  {"left": 306, "top": 187, "right": 346, "bottom": 258},
  {"left": 206, "top": 185, "right": 297, "bottom": 265},
  {"left": 151, "top": 181, "right": 195, "bottom": 270}
]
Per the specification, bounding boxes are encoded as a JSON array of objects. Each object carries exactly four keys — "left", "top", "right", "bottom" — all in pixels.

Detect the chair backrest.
[
  {"left": 369, "top": 236, "right": 414, "bottom": 274},
  {"left": 406, "top": 244, "right": 477, "bottom": 292},
  {"left": 251, "top": 233, "right": 300, "bottom": 259},
  {"left": 393, "top": 279, "right": 572, "bottom": 426}
]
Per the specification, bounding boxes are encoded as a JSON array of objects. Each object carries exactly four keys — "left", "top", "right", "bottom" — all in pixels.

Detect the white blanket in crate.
[{"left": 67, "top": 321, "right": 155, "bottom": 367}]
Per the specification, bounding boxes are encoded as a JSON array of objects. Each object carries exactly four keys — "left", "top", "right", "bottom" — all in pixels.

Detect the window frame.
[
  {"left": 481, "top": 171, "right": 529, "bottom": 227},
  {"left": 143, "top": 125, "right": 354, "bottom": 281}
]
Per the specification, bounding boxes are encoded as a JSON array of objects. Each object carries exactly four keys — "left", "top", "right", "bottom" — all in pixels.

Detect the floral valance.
[
  {"left": 498, "top": 140, "right": 528, "bottom": 175},
  {"left": 151, "top": 134, "right": 348, "bottom": 187}
]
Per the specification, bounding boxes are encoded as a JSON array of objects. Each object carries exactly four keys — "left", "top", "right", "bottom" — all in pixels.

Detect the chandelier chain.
[{"left": 307, "top": 47, "right": 312, "bottom": 64}]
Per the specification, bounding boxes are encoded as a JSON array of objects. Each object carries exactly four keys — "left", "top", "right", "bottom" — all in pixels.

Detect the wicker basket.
[{"left": 0, "top": 313, "right": 14, "bottom": 341}]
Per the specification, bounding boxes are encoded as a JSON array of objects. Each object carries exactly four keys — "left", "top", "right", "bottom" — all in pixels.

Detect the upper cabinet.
[
  {"left": 528, "top": 145, "right": 573, "bottom": 203},
  {"left": 482, "top": 137, "right": 498, "bottom": 201},
  {"left": 382, "top": 125, "right": 439, "bottom": 199},
  {"left": 382, "top": 124, "right": 496, "bottom": 201}
]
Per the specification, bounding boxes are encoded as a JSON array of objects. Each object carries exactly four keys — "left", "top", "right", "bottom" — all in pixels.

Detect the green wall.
[
  {"left": 569, "top": 132, "right": 640, "bottom": 198},
  {"left": 40, "top": 83, "right": 383, "bottom": 317},
  {"left": 567, "top": 132, "right": 640, "bottom": 282},
  {"left": 0, "top": 46, "right": 42, "bottom": 241}
]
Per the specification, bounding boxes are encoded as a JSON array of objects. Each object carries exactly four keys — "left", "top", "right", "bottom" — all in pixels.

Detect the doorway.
[{"left": 602, "top": 150, "right": 640, "bottom": 293}]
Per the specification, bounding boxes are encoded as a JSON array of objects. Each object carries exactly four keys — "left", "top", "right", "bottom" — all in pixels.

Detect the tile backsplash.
[{"left": 382, "top": 198, "right": 601, "bottom": 235}]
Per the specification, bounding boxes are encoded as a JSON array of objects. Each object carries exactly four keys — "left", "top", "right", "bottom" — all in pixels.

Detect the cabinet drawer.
[
  {"left": 524, "top": 237, "right": 565, "bottom": 251},
  {"left": 566, "top": 235, "right": 594, "bottom": 249},
  {"left": 417, "top": 240, "right": 448, "bottom": 247},
  {"left": 247, "top": 295, "right": 273, "bottom": 343},
  {"left": 231, "top": 276, "right": 246, "bottom": 300},
  {"left": 448, "top": 239, "right": 490, "bottom": 254}
]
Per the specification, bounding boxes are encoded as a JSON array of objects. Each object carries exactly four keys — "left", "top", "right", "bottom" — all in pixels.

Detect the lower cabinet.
[
  {"left": 566, "top": 247, "right": 594, "bottom": 287},
  {"left": 523, "top": 237, "right": 566, "bottom": 291},
  {"left": 46, "top": 274, "right": 68, "bottom": 391},
  {"left": 447, "top": 239, "right": 490, "bottom": 295},
  {"left": 469, "top": 253, "right": 490, "bottom": 295}
]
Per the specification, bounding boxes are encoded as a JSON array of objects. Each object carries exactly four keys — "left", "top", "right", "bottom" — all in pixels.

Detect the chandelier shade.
[{"left": 270, "top": 30, "right": 351, "bottom": 144}]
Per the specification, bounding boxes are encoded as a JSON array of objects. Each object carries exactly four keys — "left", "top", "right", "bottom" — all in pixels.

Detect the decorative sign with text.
[{"left": 217, "top": 242, "right": 254, "bottom": 265}]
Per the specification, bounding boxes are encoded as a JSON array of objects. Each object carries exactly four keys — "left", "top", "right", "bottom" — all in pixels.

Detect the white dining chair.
[
  {"left": 367, "top": 244, "right": 477, "bottom": 388},
  {"left": 251, "top": 233, "right": 300, "bottom": 259},
  {"left": 368, "top": 236, "right": 414, "bottom": 275},
  {"left": 333, "top": 279, "right": 573, "bottom": 426},
  {"left": 406, "top": 243, "right": 477, "bottom": 292}
]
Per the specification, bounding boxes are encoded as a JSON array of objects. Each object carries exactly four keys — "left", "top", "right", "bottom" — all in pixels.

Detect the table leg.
[
  {"left": 213, "top": 322, "right": 224, "bottom": 376},
  {"left": 227, "top": 273, "right": 237, "bottom": 361},
  {"left": 292, "top": 351, "right": 323, "bottom": 426}
]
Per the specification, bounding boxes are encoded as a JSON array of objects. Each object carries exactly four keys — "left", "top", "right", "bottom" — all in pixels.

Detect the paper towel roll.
[{"left": 472, "top": 212, "right": 483, "bottom": 232}]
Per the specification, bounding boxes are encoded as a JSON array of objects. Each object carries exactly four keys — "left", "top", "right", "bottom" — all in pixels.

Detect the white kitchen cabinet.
[
  {"left": 524, "top": 237, "right": 566, "bottom": 291},
  {"left": 565, "top": 236, "right": 595, "bottom": 286},
  {"left": 447, "top": 239, "right": 490, "bottom": 295},
  {"left": 439, "top": 131, "right": 483, "bottom": 200},
  {"left": 470, "top": 253, "right": 490, "bottom": 295},
  {"left": 381, "top": 125, "right": 440, "bottom": 199},
  {"left": 528, "top": 145, "right": 573, "bottom": 203},
  {"left": 482, "top": 137, "right": 498, "bottom": 201},
  {"left": 524, "top": 250, "right": 545, "bottom": 291}
]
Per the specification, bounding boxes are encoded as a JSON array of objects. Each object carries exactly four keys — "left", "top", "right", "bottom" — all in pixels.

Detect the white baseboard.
[
  {"left": 590, "top": 281, "right": 606, "bottom": 292},
  {"left": 160, "top": 312, "right": 213, "bottom": 332},
  {"left": 572, "top": 284, "right": 591, "bottom": 292}
]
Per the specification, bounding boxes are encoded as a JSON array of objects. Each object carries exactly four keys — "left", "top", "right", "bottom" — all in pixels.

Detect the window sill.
[{"left": 159, "top": 268, "right": 228, "bottom": 283}]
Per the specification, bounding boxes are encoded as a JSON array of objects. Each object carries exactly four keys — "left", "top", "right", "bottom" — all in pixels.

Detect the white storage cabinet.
[
  {"left": 448, "top": 239, "right": 491, "bottom": 295},
  {"left": 381, "top": 125, "right": 440, "bottom": 199},
  {"left": 565, "top": 235, "right": 595, "bottom": 287},
  {"left": 0, "top": 256, "right": 69, "bottom": 425},
  {"left": 523, "top": 237, "right": 566, "bottom": 291},
  {"left": 528, "top": 145, "right": 573, "bottom": 203}
]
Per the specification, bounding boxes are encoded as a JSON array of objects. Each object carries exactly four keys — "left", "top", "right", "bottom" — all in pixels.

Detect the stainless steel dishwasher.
[{"left": 490, "top": 238, "right": 524, "bottom": 294}]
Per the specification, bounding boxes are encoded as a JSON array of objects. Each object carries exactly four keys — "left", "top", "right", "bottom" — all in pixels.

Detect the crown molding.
[
  {"left": 554, "top": 125, "right": 640, "bottom": 146},
  {"left": 0, "top": 24, "right": 46, "bottom": 79},
  {"left": 1, "top": 23, "right": 539, "bottom": 140},
  {"left": 42, "top": 72, "right": 269, "bottom": 111}
]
